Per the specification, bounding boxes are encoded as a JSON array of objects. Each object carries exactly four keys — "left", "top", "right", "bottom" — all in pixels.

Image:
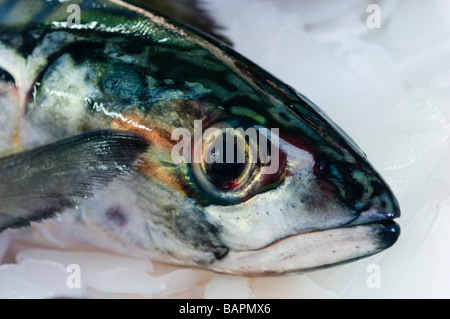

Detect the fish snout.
[
  {"left": 313, "top": 157, "right": 400, "bottom": 248},
  {"left": 350, "top": 177, "right": 401, "bottom": 224},
  {"left": 314, "top": 158, "right": 400, "bottom": 218},
  {"left": 345, "top": 178, "right": 401, "bottom": 249}
]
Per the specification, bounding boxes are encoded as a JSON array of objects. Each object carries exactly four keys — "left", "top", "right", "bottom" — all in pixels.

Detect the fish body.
[{"left": 0, "top": 0, "right": 400, "bottom": 275}]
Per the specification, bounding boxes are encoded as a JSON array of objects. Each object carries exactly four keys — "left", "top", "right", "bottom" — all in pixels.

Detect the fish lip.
[
  {"left": 343, "top": 205, "right": 401, "bottom": 228},
  {"left": 210, "top": 221, "right": 400, "bottom": 276},
  {"left": 235, "top": 217, "right": 400, "bottom": 254},
  {"left": 280, "top": 219, "right": 400, "bottom": 250},
  {"left": 254, "top": 205, "right": 401, "bottom": 252},
  {"left": 345, "top": 219, "right": 401, "bottom": 251}
]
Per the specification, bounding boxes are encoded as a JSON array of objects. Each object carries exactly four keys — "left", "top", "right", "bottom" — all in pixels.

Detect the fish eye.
[
  {"left": 189, "top": 120, "right": 283, "bottom": 205},
  {"left": 203, "top": 138, "right": 247, "bottom": 189},
  {"left": 0, "top": 68, "right": 15, "bottom": 87}
]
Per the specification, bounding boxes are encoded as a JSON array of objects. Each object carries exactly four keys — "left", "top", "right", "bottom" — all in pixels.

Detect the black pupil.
[
  {"left": 0, "top": 68, "right": 15, "bottom": 87},
  {"left": 204, "top": 138, "right": 247, "bottom": 188}
]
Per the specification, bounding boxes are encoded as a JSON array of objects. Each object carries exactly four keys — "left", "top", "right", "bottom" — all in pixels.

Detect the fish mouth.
[
  {"left": 211, "top": 213, "right": 400, "bottom": 276},
  {"left": 343, "top": 219, "right": 400, "bottom": 249},
  {"left": 340, "top": 205, "right": 400, "bottom": 250}
]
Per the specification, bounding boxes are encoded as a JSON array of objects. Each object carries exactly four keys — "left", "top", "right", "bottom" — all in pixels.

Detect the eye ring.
[
  {"left": 201, "top": 127, "right": 256, "bottom": 186},
  {"left": 188, "top": 118, "right": 287, "bottom": 205},
  {"left": 0, "top": 68, "right": 16, "bottom": 87},
  {"left": 189, "top": 120, "right": 262, "bottom": 204}
]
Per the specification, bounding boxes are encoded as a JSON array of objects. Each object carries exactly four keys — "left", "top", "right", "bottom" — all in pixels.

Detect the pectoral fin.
[{"left": 0, "top": 130, "right": 148, "bottom": 231}]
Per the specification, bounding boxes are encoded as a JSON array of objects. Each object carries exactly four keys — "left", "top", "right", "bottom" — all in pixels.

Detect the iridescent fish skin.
[{"left": 0, "top": 0, "right": 399, "bottom": 274}]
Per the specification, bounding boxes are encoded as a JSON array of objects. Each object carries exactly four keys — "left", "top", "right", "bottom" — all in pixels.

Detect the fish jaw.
[
  {"left": 209, "top": 221, "right": 400, "bottom": 276},
  {"left": 199, "top": 169, "right": 400, "bottom": 275}
]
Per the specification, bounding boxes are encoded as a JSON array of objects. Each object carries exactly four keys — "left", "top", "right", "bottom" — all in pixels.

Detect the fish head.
[
  {"left": 108, "top": 36, "right": 400, "bottom": 274},
  {"left": 6, "top": 1, "right": 400, "bottom": 275},
  {"left": 173, "top": 54, "right": 401, "bottom": 275}
]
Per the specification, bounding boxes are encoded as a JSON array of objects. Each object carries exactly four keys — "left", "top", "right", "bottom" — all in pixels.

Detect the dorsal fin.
[{"left": 127, "top": 0, "right": 233, "bottom": 46}]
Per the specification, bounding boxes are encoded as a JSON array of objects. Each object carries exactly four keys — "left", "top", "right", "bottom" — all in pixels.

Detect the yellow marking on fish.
[
  {"left": 10, "top": 129, "right": 22, "bottom": 153},
  {"left": 137, "top": 157, "right": 187, "bottom": 196},
  {"left": 110, "top": 113, "right": 172, "bottom": 148},
  {"left": 110, "top": 115, "right": 188, "bottom": 196}
]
